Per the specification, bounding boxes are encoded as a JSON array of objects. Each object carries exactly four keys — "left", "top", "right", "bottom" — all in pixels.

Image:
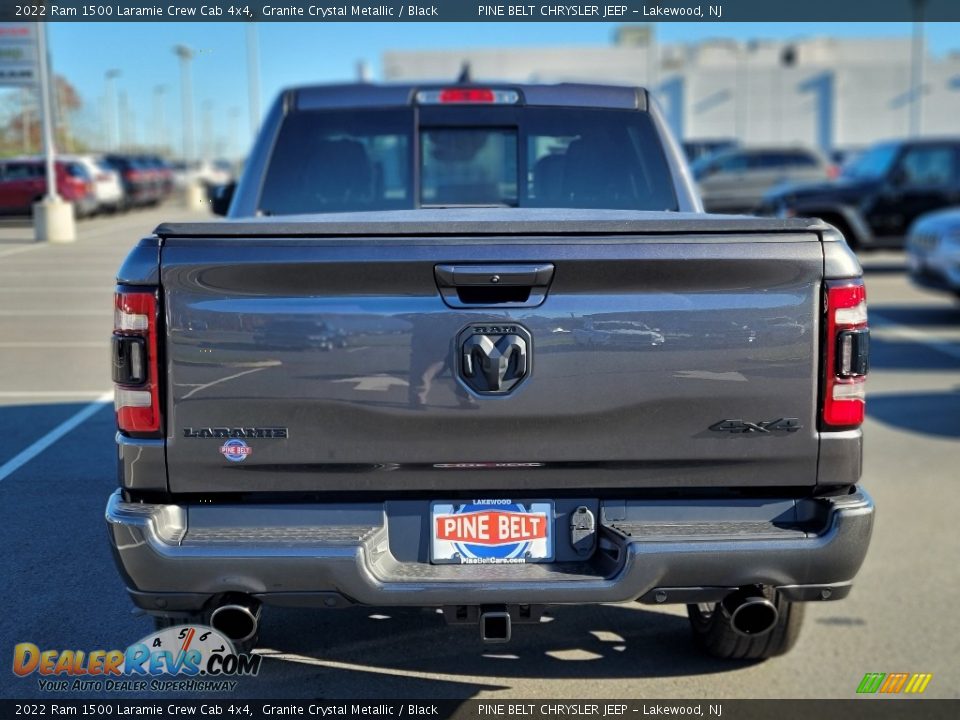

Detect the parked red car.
[{"left": 0, "top": 158, "right": 98, "bottom": 217}]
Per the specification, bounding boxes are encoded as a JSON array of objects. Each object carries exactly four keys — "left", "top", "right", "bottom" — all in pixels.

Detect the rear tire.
[
  {"left": 687, "top": 587, "right": 804, "bottom": 660},
  {"left": 150, "top": 611, "right": 260, "bottom": 654}
]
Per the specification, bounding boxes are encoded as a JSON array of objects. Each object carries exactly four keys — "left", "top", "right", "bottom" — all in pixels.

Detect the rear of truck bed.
[{"left": 106, "top": 210, "right": 873, "bottom": 657}]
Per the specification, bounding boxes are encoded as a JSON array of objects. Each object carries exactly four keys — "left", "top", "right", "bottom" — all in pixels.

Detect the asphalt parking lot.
[{"left": 0, "top": 207, "right": 957, "bottom": 700}]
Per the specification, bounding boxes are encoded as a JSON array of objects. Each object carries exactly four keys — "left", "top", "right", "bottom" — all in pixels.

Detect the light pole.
[
  {"left": 118, "top": 90, "right": 130, "bottom": 149},
  {"left": 174, "top": 44, "right": 195, "bottom": 160},
  {"left": 246, "top": 25, "right": 261, "bottom": 142},
  {"left": 153, "top": 85, "right": 168, "bottom": 151},
  {"left": 37, "top": 24, "right": 57, "bottom": 202},
  {"left": 909, "top": 0, "right": 928, "bottom": 136},
  {"left": 34, "top": 23, "right": 75, "bottom": 243},
  {"left": 228, "top": 106, "right": 241, "bottom": 160},
  {"left": 201, "top": 99, "right": 213, "bottom": 160},
  {"left": 55, "top": 78, "right": 73, "bottom": 153},
  {"left": 104, "top": 69, "right": 120, "bottom": 151}
]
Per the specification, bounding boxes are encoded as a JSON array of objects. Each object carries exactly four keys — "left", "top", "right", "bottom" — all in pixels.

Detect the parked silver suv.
[
  {"left": 908, "top": 207, "right": 960, "bottom": 298},
  {"left": 694, "top": 146, "right": 832, "bottom": 214}
]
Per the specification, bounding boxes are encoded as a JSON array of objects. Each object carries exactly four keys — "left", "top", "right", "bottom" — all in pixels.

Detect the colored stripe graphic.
[
  {"left": 857, "top": 673, "right": 885, "bottom": 693},
  {"left": 880, "top": 673, "right": 909, "bottom": 693},
  {"left": 857, "top": 672, "right": 932, "bottom": 694},
  {"left": 904, "top": 673, "right": 933, "bottom": 694}
]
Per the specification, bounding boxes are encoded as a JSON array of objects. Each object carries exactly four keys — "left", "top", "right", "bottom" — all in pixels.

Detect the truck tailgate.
[{"left": 160, "top": 230, "right": 823, "bottom": 494}]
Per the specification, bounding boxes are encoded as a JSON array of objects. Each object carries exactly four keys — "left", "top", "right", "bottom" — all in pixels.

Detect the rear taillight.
[
  {"left": 112, "top": 289, "right": 161, "bottom": 435},
  {"left": 823, "top": 280, "right": 869, "bottom": 429}
]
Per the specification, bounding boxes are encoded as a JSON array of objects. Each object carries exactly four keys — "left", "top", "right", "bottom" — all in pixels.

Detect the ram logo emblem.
[{"left": 457, "top": 324, "right": 532, "bottom": 395}]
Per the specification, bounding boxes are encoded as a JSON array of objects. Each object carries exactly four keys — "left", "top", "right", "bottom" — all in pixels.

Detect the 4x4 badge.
[{"left": 710, "top": 418, "right": 802, "bottom": 434}]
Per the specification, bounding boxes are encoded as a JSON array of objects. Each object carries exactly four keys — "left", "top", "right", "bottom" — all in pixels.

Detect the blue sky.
[{"left": 42, "top": 21, "right": 960, "bottom": 157}]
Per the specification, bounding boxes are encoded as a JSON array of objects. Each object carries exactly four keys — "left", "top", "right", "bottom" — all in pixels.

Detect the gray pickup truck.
[{"left": 106, "top": 82, "right": 874, "bottom": 661}]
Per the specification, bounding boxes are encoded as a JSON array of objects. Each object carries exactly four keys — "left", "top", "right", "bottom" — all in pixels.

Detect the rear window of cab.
[{"left": 257, "top": 107, "right": 678, "bottom": 215}]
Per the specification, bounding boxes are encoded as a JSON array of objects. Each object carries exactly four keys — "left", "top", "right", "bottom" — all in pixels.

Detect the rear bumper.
[{"left": 106, "top": 488, "right": 874, "bottom": 613}]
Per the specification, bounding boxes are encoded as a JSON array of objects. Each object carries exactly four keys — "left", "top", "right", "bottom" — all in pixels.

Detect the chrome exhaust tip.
[
  {"left": 210, "top": 602, "right": 261, "bottom": 644},
  {"left": 726, "top": 592, "right": 779, "bottom": 637}
]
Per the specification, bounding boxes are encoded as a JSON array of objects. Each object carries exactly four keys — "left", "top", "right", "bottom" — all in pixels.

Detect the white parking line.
[
  {"left": 0, "top": 287, "right": 109, "bottom": 292},
  {"left": 0, "top": 271, "right": 112, "bottom": 276},
  {"left": 255, "top": 649, "right": 484, "bottom": 684},
  {"left": 0, "top": 391, "right": 110, "bottom": 397},
  {"left": 0, "top": 310, "right": 112, "bottom": 316},
  {"left": 0, "top": 244, "right": 45, "bottom": 260},
  {"left": 0, "top": 342, "right": 105, "bottom": 348},
  {"left": 0, "top": 391, "right": 113, "bottom": 483},
  {"left": 1, "top": 258, "right": 122, "bottom": 268},
  {"left": 871, "top": 312, "right": 960, "bottom": 362}
]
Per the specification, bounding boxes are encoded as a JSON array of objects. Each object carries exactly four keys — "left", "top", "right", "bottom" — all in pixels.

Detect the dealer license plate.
[{"left": 430, "top": 500, "right": 554, "bottom": 564}]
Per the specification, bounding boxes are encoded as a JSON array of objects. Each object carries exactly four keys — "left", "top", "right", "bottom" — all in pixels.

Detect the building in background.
[{"left": 383, "top": 27, "right": 960, "bottom": 151}]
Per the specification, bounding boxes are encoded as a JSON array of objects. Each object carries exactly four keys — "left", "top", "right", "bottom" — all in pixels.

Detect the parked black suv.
[{"left": 759, "top": 138, "right": 960, "bottom": 249}]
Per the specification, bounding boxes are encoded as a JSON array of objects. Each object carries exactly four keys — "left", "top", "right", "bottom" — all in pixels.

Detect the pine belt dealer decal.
[{"left": 220, "top": 439, "right": 252, "bottom": 462}]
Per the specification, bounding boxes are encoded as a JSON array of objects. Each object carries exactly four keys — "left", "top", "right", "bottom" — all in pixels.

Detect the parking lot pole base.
[
  {"left": 184, "top": 182, "right": 207, "bottom": 211},
  {"left": 32, "top": 198, "right": 76, "bottom": 244}
]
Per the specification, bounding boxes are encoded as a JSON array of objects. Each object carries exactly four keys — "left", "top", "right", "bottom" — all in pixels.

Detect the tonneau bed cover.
[{"left": 154, "top": 208, "right": 826, "bottom": 238}]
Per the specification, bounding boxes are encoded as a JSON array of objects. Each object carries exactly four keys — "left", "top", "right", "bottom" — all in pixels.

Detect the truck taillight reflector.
[
  {"left": 113, "top": 290, "right": 160, "bottom": 435},
  {"left": 823, "top": 280, "right": 869, "bottom": 429}
]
